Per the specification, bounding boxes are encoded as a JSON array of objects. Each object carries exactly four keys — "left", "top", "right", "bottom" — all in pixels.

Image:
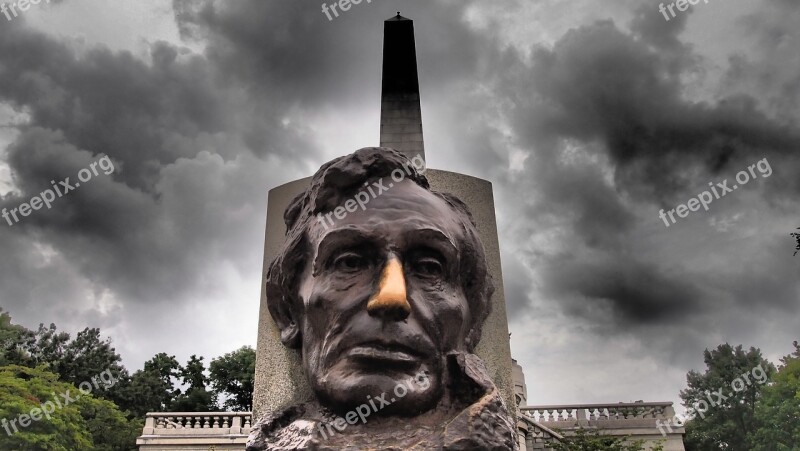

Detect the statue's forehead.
[{"left": 311, "top": 180, "right": 463, "bottom": 247}]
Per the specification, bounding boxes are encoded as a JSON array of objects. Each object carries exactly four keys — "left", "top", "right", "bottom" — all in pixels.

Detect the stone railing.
[
  {"left": 517, "top": 413, "right": 564, "bottom": 450},
  {"left": 519, "top": 403, "right": 686, "bottom": 451},
  {"left": 522, "top": 402, "right": 671, "bottom": 424},
  {"left": 142, "top": 411, "right": 252, "bottom": 435},
  {"left": 137, "top": 412, "right": 253, "bottom": 450}
]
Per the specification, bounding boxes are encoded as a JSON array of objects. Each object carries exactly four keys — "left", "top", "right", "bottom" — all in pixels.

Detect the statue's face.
[{"left": 296, "top": 178, "right": 473, "bottom": 415}]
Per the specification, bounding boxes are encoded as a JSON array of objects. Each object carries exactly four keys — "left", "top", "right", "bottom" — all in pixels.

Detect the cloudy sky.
[{"left": 1, "top": 0, "right": 798, "bottom": 411}]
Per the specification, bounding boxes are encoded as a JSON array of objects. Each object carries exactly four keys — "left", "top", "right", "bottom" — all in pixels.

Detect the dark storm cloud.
[
  {"left": 544, "top": 256, "right": 700, "bottom": 323},
  {"left": 494, "top": 2, "right": 800, "bottom": 329},
  {"left": 519, "top": 17, "right": 800, "bottom": 206},
  {"left": 0, "top": 7, "right": 320, "bottom": 313}
]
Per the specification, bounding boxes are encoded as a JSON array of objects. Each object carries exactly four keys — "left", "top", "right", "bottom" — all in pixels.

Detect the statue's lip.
[{"left": 347, "top": 341, "right": 425, "bottom": 362}]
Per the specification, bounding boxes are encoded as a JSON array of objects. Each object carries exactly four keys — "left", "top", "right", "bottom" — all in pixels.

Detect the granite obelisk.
[{"left": 380, "top": 13, "right": 425, "bottom": 161}]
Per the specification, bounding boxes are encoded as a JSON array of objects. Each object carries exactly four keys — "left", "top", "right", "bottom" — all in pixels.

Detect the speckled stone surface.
[{"left": 252, "top": 168, "right": 515, "bottom": 423}]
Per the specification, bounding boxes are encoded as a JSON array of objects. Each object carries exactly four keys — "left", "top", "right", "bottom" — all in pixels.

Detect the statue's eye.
[
  {"left": 413, "top": 256, "right": 444, "bottom": 278},
  {"left": 332, "top": 252, "right": 369, "bottom": 273}
]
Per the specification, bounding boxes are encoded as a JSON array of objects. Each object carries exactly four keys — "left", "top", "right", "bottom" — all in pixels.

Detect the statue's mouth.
[{"left": 347, "top": 341, "right": 424, "bottom": 367}]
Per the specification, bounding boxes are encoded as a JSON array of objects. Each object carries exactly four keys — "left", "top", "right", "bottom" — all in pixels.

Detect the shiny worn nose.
[{"left": 367, "top": 257, "right": 411, "bottom": 321}]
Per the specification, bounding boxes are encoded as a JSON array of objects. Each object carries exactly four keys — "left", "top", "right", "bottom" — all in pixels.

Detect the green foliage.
[
  {"left": 0, "top": 365, "right": 138, "bottom": 451},
  {"left": 0, "top": 308, "right": 34, "bottom": 367},
  {"left": 75, "top": 394, "right": 142, "bottom": 451},
  {"left": 209, "top": 346, "right": 255, "bottom": 411},
  {"left": 59, "top": 328, "right": 127, "bottom": 394},
  {"left": 171, "top": 355, "right": 217, "bottom": 412},
  {"left": 552, "top": 426, "right": 664, "bottom": 451},
  {"left": 681, "top": 343, "right": 774, "bottom": 451},
  {"left": 0, "top": 312, "right": 130, "bottom": 409},
  {"left": 27, "top": 323, "right": 71, "bottom": 370},
  {"left": 748, "top": 342, "right": 800, "bottom": 450},
  {"left": 114, "top": 353, "right": 182, "bottom": 417}
]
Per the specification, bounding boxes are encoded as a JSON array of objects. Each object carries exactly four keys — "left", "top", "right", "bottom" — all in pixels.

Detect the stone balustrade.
[
  {"left": 522, "top": 402, "right": 671, "bottom": 425},
  {"left": 517, "top": 413, "right": 564, "bottom": 450},
  {"left": 137, "top": 412, "right": 252, "bottom": 450},
  {"left": 519, "top": 402, "right": 686, "bottom": 451}
]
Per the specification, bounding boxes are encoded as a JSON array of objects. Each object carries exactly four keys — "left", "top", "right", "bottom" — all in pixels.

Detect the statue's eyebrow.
[
  {"left": 312, "top": 229, "right": 377, "bottom": 275},
  {"left": 402, "top": 228, "right": 458, "bottom": 260}
]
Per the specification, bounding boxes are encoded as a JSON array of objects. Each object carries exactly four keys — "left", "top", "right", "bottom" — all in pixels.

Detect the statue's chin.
[{"left": 312, "top": 371, "right": 442, "bottom": 418}]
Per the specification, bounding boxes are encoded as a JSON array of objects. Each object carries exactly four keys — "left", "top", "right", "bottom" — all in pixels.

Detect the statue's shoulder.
[
  {"left": 443, "top": 352, "right": 520, "bottom": 451},
  {"left": 246, "top": 404, "right": 318, "bottom": 451}
]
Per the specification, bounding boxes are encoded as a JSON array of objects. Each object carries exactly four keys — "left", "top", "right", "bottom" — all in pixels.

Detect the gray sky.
[{"left": 0, "top": 0, "right": 798, "bottom": 411}]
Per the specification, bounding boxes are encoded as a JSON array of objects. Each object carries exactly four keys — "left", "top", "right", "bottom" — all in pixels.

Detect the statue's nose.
[{"left": 367, "top": 256, "right": 411, "bottom": 321}]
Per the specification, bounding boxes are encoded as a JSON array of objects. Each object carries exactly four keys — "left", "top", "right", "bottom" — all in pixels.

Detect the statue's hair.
[{"left": 266, "top": 147, "right": 494, "bottom": 352}]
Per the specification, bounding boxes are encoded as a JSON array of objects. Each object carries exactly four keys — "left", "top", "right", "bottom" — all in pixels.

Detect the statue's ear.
[
  {"left": 266, "top": 230, "right": 307, "bottom": 350},
  {"left": 270, "top": 298, "right": 301, "bottom": 349}
]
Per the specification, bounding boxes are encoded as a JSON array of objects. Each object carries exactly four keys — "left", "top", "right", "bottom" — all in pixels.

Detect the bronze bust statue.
[{"left": 247, "top": 148, "right": 518, "bottom": 450}]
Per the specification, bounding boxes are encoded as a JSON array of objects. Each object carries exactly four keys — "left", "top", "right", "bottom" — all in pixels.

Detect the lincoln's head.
[{"left": 266, "top": 148, "right": 493, "bottom": 416}]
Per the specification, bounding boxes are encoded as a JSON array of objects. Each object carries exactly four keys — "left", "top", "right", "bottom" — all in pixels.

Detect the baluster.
[
  {"left": 222, "top": 416, "right": 230, "bottom": 428},
  {"left": 203, "top": 416, "right": 211, "bottom": 428},
  {"left": 576, "top": 407, "right": 585, "bottom": 422},
  {"left": 244, "top": 415, "right": 251, "bottom": 428},
  {"left": 211, "top": 416, "right": 219, "bottom": 428}
]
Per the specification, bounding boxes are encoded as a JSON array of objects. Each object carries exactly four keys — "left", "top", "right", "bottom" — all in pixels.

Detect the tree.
[
  {"left": 0, "top": 365, "right": 139, "bottom": 451},
  {"left": 0, "top": 308, "right": 34, "bottom": 367},
  {"left": 552, "top": 426, "right": 664, "bottom": 451},
  {"left": 26, "top": 323, "right": 70, "bottom": 371},
  {"left": 681, "top": 343, "right": 775, "bottom": 451},
  {"left": 748, "top": 341, "right": 800, "bottom": 450},
  {"left": 791, "top": 228, "right": 799, "bottom": 256},
  {"left": 58, "top": 328, "right": 127, "bottom": 395},
  {"left": 75, "top": 393, "right": 142, "bottom": 451},
  {"left": 171, "top": 355, "right": 217, "bottom": 412},
  {"left": 1, "top": 312, "right": 131, "bottom": 409},
  {"left": 209, "top": 346, "right": 255, "bottom": 411},
  {"left": 114, "top": 353, "right": 182, "bottom": 417}
]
